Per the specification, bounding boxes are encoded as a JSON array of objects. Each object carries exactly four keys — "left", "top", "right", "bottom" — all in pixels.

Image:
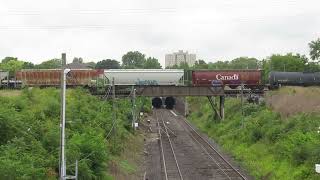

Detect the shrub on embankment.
[
  {"left": 187, "top": 93, "right": 320, "bottom": 179},
  {"left": 0, "top": 88, "right": 150, "bottom": 179}
]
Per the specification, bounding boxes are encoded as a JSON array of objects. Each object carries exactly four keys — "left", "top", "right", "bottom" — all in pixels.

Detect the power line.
[
  {"left": 0, "top": 12, "right": 307, "bottom": 31},
  {"left": 0, "top": 8, "right": 178, "bottom": 15},
  {"left": 0, "top": 24, "right": 145, "bottom": 30}
]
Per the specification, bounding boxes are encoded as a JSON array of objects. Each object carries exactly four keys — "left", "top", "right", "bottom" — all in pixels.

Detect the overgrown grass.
[
  {"left": 0, "top": 89, "right": 22, "bottom": 97},
  {"left": 0, "top": 88, "right": 150, "bottom": 179},
  {"left": 188, "top": 97, "right": 320, "bottom": 180}
]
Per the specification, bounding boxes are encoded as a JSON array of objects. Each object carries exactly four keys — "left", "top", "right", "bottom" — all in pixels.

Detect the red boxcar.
[
  {"left": 16, "top": 69, "right": 104, "bottom": 86},
  {"left": 192, "top": 69, "right": 263, "bottom": 89}
]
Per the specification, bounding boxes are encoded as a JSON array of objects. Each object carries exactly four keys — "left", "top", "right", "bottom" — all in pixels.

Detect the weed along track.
[{"left": 147, "top": 109, "right": 248, "bottom": 180}]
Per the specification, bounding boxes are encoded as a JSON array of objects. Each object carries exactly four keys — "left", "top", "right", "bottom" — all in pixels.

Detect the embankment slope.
[{"left": 187, "top": 87, "right": 320, "bottom": 179}]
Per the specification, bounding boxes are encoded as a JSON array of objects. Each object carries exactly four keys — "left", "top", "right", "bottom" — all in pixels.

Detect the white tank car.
[{"left": 104, "top": 69, "right": 184, "bottom": 85}]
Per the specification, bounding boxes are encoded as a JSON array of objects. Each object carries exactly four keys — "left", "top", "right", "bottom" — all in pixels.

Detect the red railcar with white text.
[{"left": 192, "top": 69, "right": 263, "bottom": 89}]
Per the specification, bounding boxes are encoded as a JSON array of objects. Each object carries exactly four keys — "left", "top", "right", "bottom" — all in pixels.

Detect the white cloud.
[{"left": 0, "top": 0, "right": 319, "bottom": 66}]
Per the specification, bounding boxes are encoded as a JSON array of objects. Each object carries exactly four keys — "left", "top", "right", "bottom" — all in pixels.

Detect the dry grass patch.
[
  {"left": 266, "top": 86, "right": 320, "bottom": 117},
  {"left": 108, "top": 133, "right": 145, "bottom": 180},
  {"left": 0, "top": 90, "right": 22, "bottom": 97}
]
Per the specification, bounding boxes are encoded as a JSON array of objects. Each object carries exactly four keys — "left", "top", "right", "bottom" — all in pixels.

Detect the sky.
[{"left": 0, "top": 0, "right": 319, "bottom": 66}]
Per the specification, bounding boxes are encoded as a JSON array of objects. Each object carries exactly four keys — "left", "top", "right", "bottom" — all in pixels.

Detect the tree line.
[
  {"left": 0, "top": 51, "right": 162, "bottom": 77},
  {"left": 1, "top": 38, "right": 319, "bottom": 77}
]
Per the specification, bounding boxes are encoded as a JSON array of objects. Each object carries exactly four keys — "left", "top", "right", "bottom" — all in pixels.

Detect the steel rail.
[
  {"left": 155, "top": 110, "right": 168, "bottom": 180},
  {"left": 164, "top": 110, "right": 232, "bottom": 179},
  {"left": 159, "top": 109, "right": 184, "bottom": 180},
  {"left": 156, "top": 109, "right": 184, "bottom": 180},
  {"left": 170, "top": 110, "right": 247, "bottom": 180}
]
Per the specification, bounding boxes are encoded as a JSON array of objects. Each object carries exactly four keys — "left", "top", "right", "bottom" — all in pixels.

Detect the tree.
[
  {"left": 208, "top": 61, "right": 230, "bottom": 70},
  {"left": 198, "top": 59, "right": 206, "bottom": 65},
  {"left": 22, "top": 62, "right": 35, "bottom": 69},
  {"left": 0, "top": 57, "right": 25, "bottom": 76},
  {"left": 1, "top": 57, "right": 18, "bottom": 64},
  {"left": 179, "top": 62, "right": 190, "bottom": 70},
  {"left": 85, "top": 62, "right": 96, "bottom": 69},
  {"left": 96, "top": 59, "right": 120, "bottom": 69},
  {"left": 269, "top": 53, "right": 306, "bottom": 72},
  {"left": 72, "top": 57, "right": 83, "bottom": 63},
  {"left": 167, "top": 64, "right": 179, "bottom": 69},
  {"left": 35, "top": 59, "right": 61, "bottom": 69},
  {"left": 122, "top": 51, "right": 146, "bottom": 69},
  {"left": 144, "top": 57, "right": 161, "bottom": 69},
  {"left": 229, "top": 57, "right": 260, "bottom": 69},
  {"left": 304, "top": 62, "right": 320, "bottom": 72},
  {"left": 260, "top": 53, "right": 307, "bottom": 81},
  {"left": 194, "top": 59, "right": 208, "bottom": 69},
  {"left": 309, "top": 38, "right": 320, "bottom": 61}
]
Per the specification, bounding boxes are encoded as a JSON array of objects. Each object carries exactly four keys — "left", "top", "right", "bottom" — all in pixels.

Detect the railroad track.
[
  {"left": 152, "top": 109, "right": 247, "bottom": 180},
  {"left": 168, "top": 110, "right": 247, "bottom": 180},
  {"left": 155, "top": 110, "right": 184, "bottom": 180}
]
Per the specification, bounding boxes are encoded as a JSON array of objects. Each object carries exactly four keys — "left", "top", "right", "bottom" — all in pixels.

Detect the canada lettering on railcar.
[{"left": 215, "top": 74, "right": 239, "bottom": 81}]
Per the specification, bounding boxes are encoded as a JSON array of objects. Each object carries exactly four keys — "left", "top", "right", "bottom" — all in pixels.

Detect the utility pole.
[
  {"left": 59, "top": 53, "right": 77, "bottom": 180},
  {"left": 112, "top": 78, "right": 116, "bottom": 147},
  {"left": 241, "top": 82, "right": 244, "bottom": 128},
  {"left": 60, "top": 53, "right": 66, "bottom": 180},
  {"left": 132, "top": 87, "right": 136, "bottom": 131}
]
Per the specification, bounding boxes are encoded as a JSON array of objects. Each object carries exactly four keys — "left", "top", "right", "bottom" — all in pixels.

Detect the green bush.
[
  {"left": 0, "top": 88, "right": 148, "bottom": 179},
  {"left": 187, "top": 97, "right": 320, "bottom": 179}
]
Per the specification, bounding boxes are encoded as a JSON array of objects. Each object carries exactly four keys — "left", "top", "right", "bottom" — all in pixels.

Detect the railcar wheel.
[{"left": 229, "top": 85, "right": 239, "bottom": 89}]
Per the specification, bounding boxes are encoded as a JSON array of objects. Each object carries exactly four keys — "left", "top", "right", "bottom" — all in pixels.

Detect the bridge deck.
[{"left": 103, "top": 85, "right": 265, "bottom": 97}]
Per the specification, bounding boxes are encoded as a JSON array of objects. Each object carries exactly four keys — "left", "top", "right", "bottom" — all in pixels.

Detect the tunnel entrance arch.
[{"left": 165, "top": 96, "right": 175, "bottom": 109}]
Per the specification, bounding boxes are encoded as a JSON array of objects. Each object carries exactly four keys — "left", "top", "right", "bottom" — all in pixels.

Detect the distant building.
[
  {"left": 66, "top": 62, "right": 93, "bottom": 69},
  {"left": 165, "top": 50, "right": 196, "bottom": 68}
]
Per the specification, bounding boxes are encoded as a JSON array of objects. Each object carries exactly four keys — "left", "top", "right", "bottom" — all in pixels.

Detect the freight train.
[
  {"left": 269, "top": 71, "right": 320, "bottom": 88},
  {"left": 1, "top": 69, "right": 320, "bottom": 89},
  {"left": 16, "top": 69, "right": 104, "bottom": 87},
  {"left": 0, "top": 69, "right": 105, "bottom": 88},
  {"left": 191, "top": 69, "right": 263, "bottom": 89},
  {"left": 190, "top": 70, "right": 320, "bottom": 89},
  {"left": 2, "top": 69, "right": 320, "bottom": 110},
  {"left": 104, "top": 69, "right": 184, "bottom": 85}
]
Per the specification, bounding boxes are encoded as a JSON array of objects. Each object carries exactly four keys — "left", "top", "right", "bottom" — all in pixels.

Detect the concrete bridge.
[
  {"left": 105, "top": 85, "right": 265, "bottom": 97},
  {"left": 92, "top": 85, "right": 265, "bottom": 121}
]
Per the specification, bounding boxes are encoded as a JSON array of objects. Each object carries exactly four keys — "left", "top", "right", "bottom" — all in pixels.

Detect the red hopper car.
[
  {"left": 16, "top": 69, "right": 104, "bottom": 87},
  {"left": 192, "top": 69, "right": 263, "bottom": 89}
]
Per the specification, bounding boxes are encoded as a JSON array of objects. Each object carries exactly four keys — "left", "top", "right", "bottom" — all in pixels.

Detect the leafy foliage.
[
  {"left": 35, "top": 59, "right": 61, "bottom": 69},
  {"left": 309, "top": 38, "right": 320, "bottom": 61},
  {"left": 194, "top": 60, "right": 208, "bottom": 69},
  {"left": 144, "top": 57, "right": 161, "bottom": 69},
  {"left": 188, "top": 97, "right": 320, "bottom": 179},
  {"left": 96, "top": 59, "right": 121, "bottom": 69},
  {"left": 122, "top": 51, "right": 146, "bottom": 69},
  {"left": 22, "top": 62, "right": 35, "bottom": 69},
  {"left": 0, "top": 88, "right": 150, "bottom": 179},
  {"left": 0, "top": 57, "right": 25, "bottom": 77},
  {"left": 121, "top": 51, "right": 162, "bottom": 69}
]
